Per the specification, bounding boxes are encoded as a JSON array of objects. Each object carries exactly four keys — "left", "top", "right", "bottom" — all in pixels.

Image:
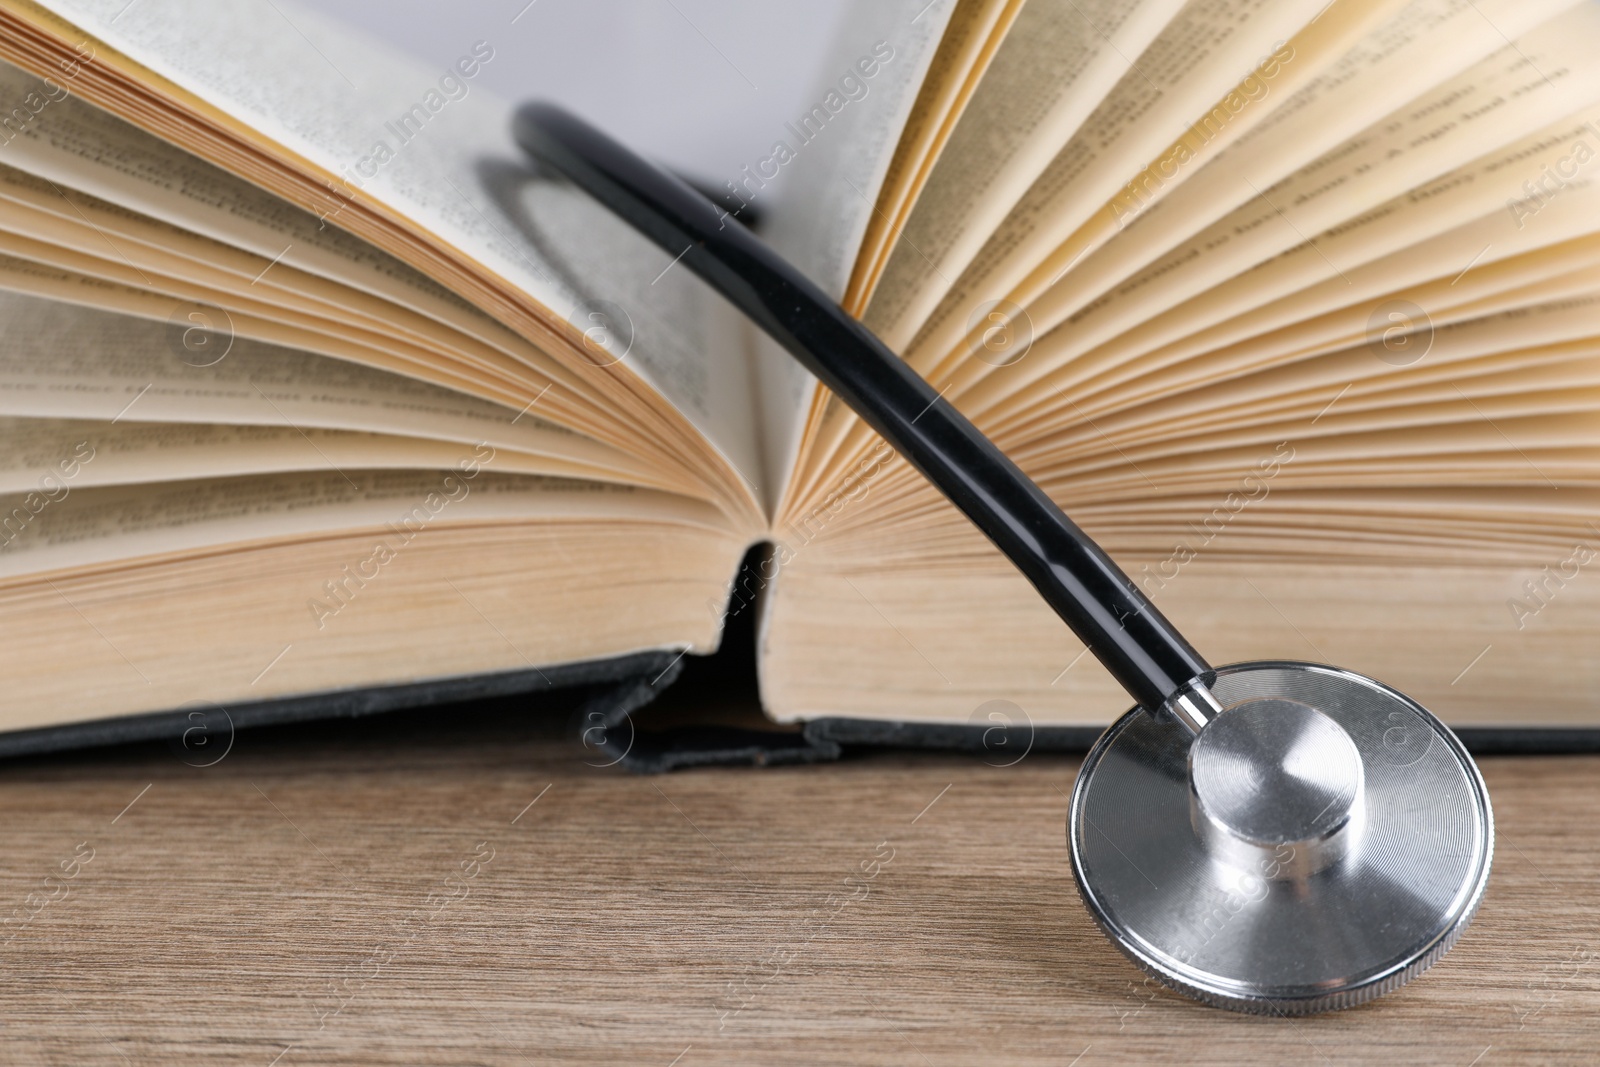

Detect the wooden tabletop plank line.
[{"left": 0, "top": 719, "right": 1595, "bottom": 1064}]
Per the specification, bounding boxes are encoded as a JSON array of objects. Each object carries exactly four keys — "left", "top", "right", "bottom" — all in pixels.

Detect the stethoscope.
[{"left": 515, "top": 103, "right": 1493, "bottom": 1015}]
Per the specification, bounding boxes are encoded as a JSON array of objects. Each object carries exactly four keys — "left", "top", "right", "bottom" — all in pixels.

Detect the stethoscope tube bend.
[{"left": 513, "top": 102, "right": 1210, "bottom": 717}]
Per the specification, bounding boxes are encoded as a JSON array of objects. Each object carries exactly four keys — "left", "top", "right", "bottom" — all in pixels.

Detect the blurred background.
[{"left": 311, "top": 0, "right": 854, "bottom": 203}]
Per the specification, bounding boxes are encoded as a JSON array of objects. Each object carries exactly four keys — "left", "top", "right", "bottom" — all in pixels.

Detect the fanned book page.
[
  {"left": 0, "top": 0, "right": 1591, "bottom": 746},
  {"left": 0, "top": 0, "right": 780, "bottom": 730},
  {"left": 764, "top": 0, "right": 1600, "bottom": 730}
]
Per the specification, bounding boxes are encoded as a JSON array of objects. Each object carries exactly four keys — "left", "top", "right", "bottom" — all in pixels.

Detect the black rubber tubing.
[{"left": 513, "top": 102, "right": 1211, "bottom": 713}]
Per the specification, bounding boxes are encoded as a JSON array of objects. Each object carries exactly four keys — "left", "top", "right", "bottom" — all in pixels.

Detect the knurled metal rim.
[{"left": 1067, "top": 661, "right": 1495, "bottom": 1015}]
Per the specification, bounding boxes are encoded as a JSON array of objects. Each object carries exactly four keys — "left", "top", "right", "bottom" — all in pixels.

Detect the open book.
[{"left": 0, "top": 0, "right": 1596, "bottom": 758}]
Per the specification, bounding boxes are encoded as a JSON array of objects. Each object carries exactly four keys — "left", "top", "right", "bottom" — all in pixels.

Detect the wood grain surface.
[{"left": 0, "top": 707, "right": 1594, "bottom": 1065}]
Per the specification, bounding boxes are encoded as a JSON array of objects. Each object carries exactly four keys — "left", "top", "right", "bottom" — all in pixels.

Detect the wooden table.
[{"left": 2, "top": 705, "right": 1595, "bottom": 1065}]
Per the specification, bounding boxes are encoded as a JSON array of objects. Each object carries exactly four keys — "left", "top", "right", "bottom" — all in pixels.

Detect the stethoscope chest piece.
[{"left": 1069, "top": 661, "right": 1493, "bottom": 1014}]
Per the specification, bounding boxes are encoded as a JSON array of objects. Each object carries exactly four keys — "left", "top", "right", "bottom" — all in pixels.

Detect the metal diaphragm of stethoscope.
[{"left": 514, "top": 103, "right": 1494, "bottom": 1015}]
